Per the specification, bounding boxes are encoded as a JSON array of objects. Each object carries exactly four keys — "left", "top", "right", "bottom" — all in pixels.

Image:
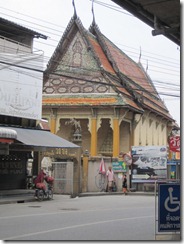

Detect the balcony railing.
[{"left": 0, "top": 35, "right": 32, "bottom": 54}]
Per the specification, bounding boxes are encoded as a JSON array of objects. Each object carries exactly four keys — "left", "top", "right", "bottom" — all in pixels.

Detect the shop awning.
[{"left": 2, "top": 127, "right": 79, "bottom": 149}]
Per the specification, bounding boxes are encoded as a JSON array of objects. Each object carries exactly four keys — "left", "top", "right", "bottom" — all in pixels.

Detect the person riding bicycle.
[
  {"left": 34, "top": 169, "right": 47, "bottom": 191},
  {"left": 34, "top": 170, "right": 54, "bottom": 201}
]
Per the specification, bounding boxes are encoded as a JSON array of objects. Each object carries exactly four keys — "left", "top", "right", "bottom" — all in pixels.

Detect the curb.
[
  {"left": 78, "top": 191, "right": 155, "bottom": 197},
  {"left": 0, "top": 198, "right": 36, "bottom": 205},
  {"left": 0, "top": 191, "right": 155, "bottom": 204}
]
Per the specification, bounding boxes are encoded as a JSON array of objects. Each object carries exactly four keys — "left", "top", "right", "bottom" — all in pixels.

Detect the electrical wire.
[
  {"left": 0, "top": 4, "right": 180, "bottom": 68},
  {"left": 0, "top": 59, "right": 180, "bottom": 98},
  {"left": 0, "top": 41, "right": 179, "bottom": 88},
  {"left": 0, "top": 44, "right": 180, "bottom": 94},
  {"left": 0, "top": 32, "right": 180, "bottom": 82},
  {"left": 0, "top": 0, "right": 180, "bottom": 97},
  {"left": 1, "top": 53, "right": 179, "bottom": 95},
  {"left": 0, "top": 43, "right": 180, "bottom": 93}
]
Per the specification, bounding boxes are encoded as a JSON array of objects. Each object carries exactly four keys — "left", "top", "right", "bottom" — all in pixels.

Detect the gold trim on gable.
[{"left": 42, "top": 97, "right": 117, "bottom": 105}]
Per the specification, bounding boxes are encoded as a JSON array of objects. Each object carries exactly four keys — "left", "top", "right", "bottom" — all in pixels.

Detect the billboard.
[
  {"left": 0, "top": 53, "right": 43, "bottom": 120},
  {"left": 131, "top": 146, "right": 167, "bottom": 183}
]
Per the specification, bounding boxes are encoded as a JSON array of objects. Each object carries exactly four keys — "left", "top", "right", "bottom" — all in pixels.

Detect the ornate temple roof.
[{"left": 43, "top": 13, "right": 174, "bottom": 122}]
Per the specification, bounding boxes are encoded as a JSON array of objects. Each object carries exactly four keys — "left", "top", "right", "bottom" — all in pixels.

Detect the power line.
[
  {"left": 0, "top": 4, "right": 180, "bottom": 69},
  {"left": 0, "top": 11, "right": 63, "bottom": 38},
  {"left": 33, "top": 39, "right": 180, "bottom": 75},
  {"left": 0, "top": 38, "right": 180, "bottom": 91},
  {"left": 0, "top": 40, "right": 179, "bottom": 85},
  {"left": 0, "top": 6, "right": 66, "bottom": 29},
  {"left": 91, "top": 0, "right": 133, "bottom": 16},
  {"left": 0, "top": 59, "right": 180, "bottom": 98},
  {"left": 115, "top": 42, "right": 179, "bottom": 64},
  {"left": 0, "top": 48, "right": 180, "bottom": 89},
  {"left": 0, "top": 2, "right": 180, "bottom": 89}
]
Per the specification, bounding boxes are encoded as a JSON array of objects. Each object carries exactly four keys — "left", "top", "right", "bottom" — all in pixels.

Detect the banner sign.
[{"left": 0, "top": 53, "right": 43, "bottom": 120}]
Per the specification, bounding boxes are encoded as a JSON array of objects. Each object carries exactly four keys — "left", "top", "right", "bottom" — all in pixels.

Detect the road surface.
[{"left": 0, "top": 194, "right": 155, "bottom": 241}]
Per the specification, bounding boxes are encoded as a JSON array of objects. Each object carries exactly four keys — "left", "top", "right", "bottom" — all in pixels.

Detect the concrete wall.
[
  {"left": 48, "top": 156, "right": 130, "bottom": 194},
  {"left": 87, "top": 157, "right": 129, "bottom": 192}
]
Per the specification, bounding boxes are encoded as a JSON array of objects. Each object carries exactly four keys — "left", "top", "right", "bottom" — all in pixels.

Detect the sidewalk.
[
  {"left": 0, "top": 189, "right": 155, "bottom": 205},
  {"left": 0, "top": 189, "right": 36, "bottom": 205}
]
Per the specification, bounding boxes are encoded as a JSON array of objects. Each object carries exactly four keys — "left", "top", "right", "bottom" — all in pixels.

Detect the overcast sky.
[{"left": 0, "top": 0, "right": 180, "bottom": 126}]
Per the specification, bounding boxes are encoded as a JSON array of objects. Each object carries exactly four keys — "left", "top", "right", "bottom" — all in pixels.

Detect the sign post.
[{"left": 158, "top": 183, "right": 180, "bottom": 232}]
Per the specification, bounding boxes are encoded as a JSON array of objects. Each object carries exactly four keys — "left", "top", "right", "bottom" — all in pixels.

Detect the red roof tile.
[
  {"left": 89, "top": 27, "right": 173, "bottom": 121},
  {"left": 87, "top": 34, "right": 115, "bottom": 74},
  {"left": 104, "top": 39, "right": 155, "bottom": 93}
]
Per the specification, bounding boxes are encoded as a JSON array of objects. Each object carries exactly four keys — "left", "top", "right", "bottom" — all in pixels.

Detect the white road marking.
[
  {"left": 4, "top": 215, "right": 153, "bottom": 240},
  {"left": 0, "top": 206, "right": 153, "bottom": 219}
]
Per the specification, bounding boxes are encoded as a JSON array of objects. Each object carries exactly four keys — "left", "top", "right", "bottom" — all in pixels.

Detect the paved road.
[{"left": 0, "top": 194, "right": 155, "bottom": 241}]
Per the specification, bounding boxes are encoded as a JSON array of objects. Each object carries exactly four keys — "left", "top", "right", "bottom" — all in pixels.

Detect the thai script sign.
[
  {"left": 43, "top": 148, "right": 77, "bottom": 158},
  {"left": 169, "top": 136, "right": 180, "bottom": 152},
  {"left": 158, "top": 184, "right": 180, "bottom": 232},
  {"left": 112, "top": 160, "right": 127, "bottom": 172}
]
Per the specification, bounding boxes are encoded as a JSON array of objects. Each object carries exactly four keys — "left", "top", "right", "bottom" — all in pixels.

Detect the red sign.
[
  {"left": 0, "top": 138, "right": 14, "bottom": 144},
  {"left": 169, "top": 136, "right": 180, "bottom": 152}
]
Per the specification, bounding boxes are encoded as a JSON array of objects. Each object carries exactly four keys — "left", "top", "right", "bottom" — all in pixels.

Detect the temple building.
[{"left": 42, "top": 13, "right": 175, "bottom": 159}]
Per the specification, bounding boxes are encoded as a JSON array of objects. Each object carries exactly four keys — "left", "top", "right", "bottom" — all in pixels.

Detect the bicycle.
[
  {"left": 35, "top": 183, "right": 53, "bottom": 201},
  {"left": 34, "top": 175, "right": 54, "bottom": 201}
]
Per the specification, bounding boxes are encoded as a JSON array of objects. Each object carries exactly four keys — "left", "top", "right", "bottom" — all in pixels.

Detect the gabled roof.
[
  {"left": 43, "top": 15, "right": 141, "bottom": 112},
  {"left": 45, "top": 16, "right": 92, "bottom": 73},
  {"left": 89, "top": 23, "right": 173, "bottom": 121},
  {"left": 43, "top": 14, "right": 174, "bottom": 122}
]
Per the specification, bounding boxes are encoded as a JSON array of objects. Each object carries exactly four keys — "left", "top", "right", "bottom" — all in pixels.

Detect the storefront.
[{"left": 0, "top": 126, "right": 80, "bottom": 191}]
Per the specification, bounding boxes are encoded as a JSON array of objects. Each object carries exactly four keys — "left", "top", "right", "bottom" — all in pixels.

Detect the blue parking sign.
[{"left": 158, "top": 184, "right": 180, "bottom": 232}]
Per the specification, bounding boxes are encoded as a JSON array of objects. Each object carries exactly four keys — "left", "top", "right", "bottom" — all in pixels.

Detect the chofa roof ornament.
[
  {"left": 91, "top": 0, "right": 96, "bottom": 26},
  {"left": 72, "top": 0, "right": 77, "bottom": 19}
]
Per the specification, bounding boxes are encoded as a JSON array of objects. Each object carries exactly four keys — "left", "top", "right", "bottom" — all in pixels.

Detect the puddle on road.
[
  {"left": 28, "top": 206, "right": 42, "bottom": 208},
  {"left": 60, "top": 208, "right": 79, "bottom": 211}
]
